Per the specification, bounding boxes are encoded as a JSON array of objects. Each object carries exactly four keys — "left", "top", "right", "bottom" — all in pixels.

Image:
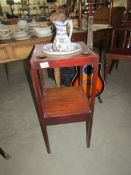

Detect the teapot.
[
  {"left": 17, "top": 20, "right": 28, "bottom": 31},
  {"left": 52, "top": 19, "right": 73, "bottom": 52}
]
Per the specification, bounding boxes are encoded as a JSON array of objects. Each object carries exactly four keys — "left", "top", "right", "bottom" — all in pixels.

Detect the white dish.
[
  {"left": 0, "top": 32, "right": 10, "bottom": 37},
  {"left": 42, "top": 43, "right": 82, "bottom": 56},
  {"left": 13, "top": 35, "right": 31, "bottom": 40},
  {"left": 13, "top": 31, "right": 28, "bottom": 38},
  {"left": 33, "top": 27, "right": 51, "bottom": 35},
  {"left": 34, "top": 31, "right": 52, "bottom": 38},
  {"left": 0, "top": 35, "right": 11, "bottom": 40},
  {"left": 34, "top": 26, "right": 51, "bottom": 31},
  {"left": 33, "top": 29, "right": 52, "bottom": 35},
  {"left": 0, "top": 25, "right": 11, "bottom": 39},
  {"left": 0, "top": 24, "right": 10, "bottom": 32}
]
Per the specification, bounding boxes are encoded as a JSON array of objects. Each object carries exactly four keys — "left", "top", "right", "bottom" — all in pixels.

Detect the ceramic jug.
[{"left": 52, "top": 19, "right": 73, "bottom": 52}]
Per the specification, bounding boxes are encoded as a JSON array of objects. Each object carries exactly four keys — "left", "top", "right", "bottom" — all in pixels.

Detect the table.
[
  {"left": 0, "top": 27, "right": 112, "bottom": 81},
  {"left": 0, "top": 36, "right": 52, "bottom": 64},
  {"left": 0, "top": 27, "right": 112, "bottom": 64}
]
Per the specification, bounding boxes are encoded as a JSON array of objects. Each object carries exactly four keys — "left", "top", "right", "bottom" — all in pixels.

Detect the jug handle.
[{"left": 67, "top": 19, "right": 73, "bottom": 40}]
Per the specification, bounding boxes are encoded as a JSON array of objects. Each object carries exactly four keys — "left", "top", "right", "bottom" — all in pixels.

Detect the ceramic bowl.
[{"left": 33, "top": 27, "right": 51, "bottom": 35}]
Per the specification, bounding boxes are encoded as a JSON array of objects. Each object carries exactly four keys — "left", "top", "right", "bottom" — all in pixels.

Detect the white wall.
[
  {"left": 0, "top": 0, "right": 127, "bottom": 14},
  {"left": 1, "top": 0, "right": 7, "bottom": 6},
  {"left": 1, "top": 0, "right": 127, "bottom": 7},
  {"left": 0, "top": 0, "right": 66, "bottom": 6}
]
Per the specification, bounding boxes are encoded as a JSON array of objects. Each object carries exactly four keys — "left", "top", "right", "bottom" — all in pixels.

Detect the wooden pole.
[
  {"left": 109, "top": 0, "right": 113, "bottom": 25},
  {"left": 0, "top": 3, "right": 3, "bottom": 16},
  {"left": 78, "top": 0, "right": 82, "bottom": 30}
]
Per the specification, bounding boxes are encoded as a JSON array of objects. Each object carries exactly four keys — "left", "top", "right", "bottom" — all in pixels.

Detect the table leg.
[
  {"left": 5, "top": 63, "right": 9, "bottom": 81},
  {"left": 54, "top": 68, "right": 61, "bottom": 87},
  {"left": 0, "top": 147, "right": 11, "bottom": 160}
]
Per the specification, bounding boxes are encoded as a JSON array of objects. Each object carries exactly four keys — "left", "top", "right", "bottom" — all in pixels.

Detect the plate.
[
  {"left": 0, "top": 35, "right": 11, "bottom": 40},
  {"left": 0, "top": 24, "right": 10, "bottom": 32},
  {"left": 13, "top": 35, "right": 31, "bottom": 40},
  {"left": 34, "top": 32, "right": 52, "bottom": 38},
  {"left": 13, "top": 31, "right": 28, "bottom": 38},
  {"left": 33, "top": 29, "right": 52, "bottom": 36},
  {"left": 42, "top": 43, "right": 82, "bottom": 56},
  {"left": 34, "top": 26, "right": 51, "bottom": 31}
]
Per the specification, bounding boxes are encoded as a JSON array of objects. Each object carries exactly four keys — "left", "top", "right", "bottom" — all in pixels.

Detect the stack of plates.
[
  {"left": 0, "top": 24, "right": 11, "bottom": 40},
  {"left": 13, "top": 31, "right": 31, "bottom": 40},
  {"left": 33, "top": 26, "right": 52, "bottom": 37},
  {"left": 0, "top": 34, "right": 11, "bottom": 40}
]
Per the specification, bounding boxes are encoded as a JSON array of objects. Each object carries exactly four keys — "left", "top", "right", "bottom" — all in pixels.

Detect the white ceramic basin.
[{"left": 42, "top": 43, "right": 82, "bottom": 56}]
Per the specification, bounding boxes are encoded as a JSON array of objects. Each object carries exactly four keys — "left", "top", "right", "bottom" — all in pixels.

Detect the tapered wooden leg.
[
  {"left": 104, "top": 57, "right": 110, "bottom": 83},
  {"left": 0, "top": 147, "right": 11, "bottom": 159},
  {"left": 5, "top": 63, "right": 9, "bottom": 81},
  {"left": 86, "top": 119, "right": 93, "bottom": 148},
  {"left": 54, "top": 68, "right": 61, "bottom": 87},
  {"left": 115, "top": 60, "right": 119, "bottom": 69},
  {"left": 109, "top": 60, "right": 116, "bottom": 73},
  {"left": 41, "top": 126, "right": 51, "bottom": 154}
]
